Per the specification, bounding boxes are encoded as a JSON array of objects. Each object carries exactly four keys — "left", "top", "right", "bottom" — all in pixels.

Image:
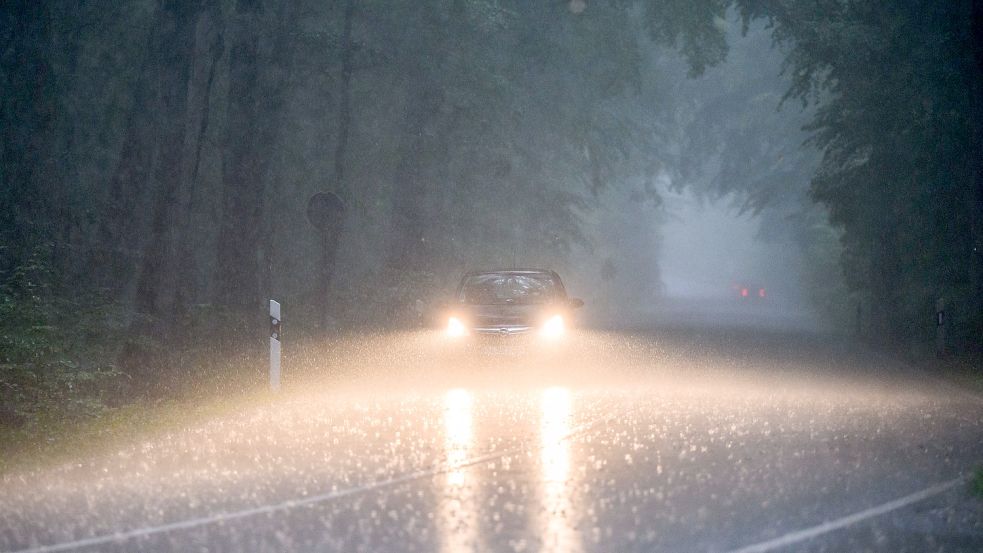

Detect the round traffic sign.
[{"left": 306, "top": 192, "right": 345, "bottom": 231}]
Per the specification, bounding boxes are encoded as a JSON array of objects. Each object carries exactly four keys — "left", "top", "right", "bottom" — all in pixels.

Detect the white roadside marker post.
[{"left": 270, "top": 299, "right": 281, "bottom": 392}]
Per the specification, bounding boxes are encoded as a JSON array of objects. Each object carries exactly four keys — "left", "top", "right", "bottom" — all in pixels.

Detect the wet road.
[{"left": 2, "top": 320, "right": 982, "bottom": 552}]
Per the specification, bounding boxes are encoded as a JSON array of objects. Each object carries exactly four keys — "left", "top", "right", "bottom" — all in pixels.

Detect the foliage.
[
  {"left": 0, "top": 247, "right": 123, "bottom": 429},
  {"left": 338, "top": 269, "right": 439, "bottom": 328},
  {"left": 633, "top": 0, "right": 732, "bottom": 76},
  {"left": 739, "top": 0, "right": 981, "bottom": 349},
  {"left": 657, "top": 16, "right": 853, "bottom": 324},
  {"left": 3, "top": 0, "right": 979, "bottom": 414},
  {"left": 656, "top": 0, "right": 981, "bottom": 350}
]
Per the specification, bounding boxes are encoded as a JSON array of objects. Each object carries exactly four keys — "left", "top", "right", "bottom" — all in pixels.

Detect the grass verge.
[
  {"left": 918, "top": 352, "right": 983, "bottom": 397},
  {"left": 972, "top": 467, "right": 983, "bottom": 498},
  {"left": 0, "top": 383, "right": 276, "bottom": 476}
]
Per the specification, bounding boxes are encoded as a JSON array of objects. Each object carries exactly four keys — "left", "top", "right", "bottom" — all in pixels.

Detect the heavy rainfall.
[{"left": 1, "top": 1, "right": 982, "bottom": 552}]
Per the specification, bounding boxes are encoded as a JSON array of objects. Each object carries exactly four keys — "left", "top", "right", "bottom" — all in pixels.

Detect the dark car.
[{"left": 441, "top": 269, "right": 584, "bottom": 339}]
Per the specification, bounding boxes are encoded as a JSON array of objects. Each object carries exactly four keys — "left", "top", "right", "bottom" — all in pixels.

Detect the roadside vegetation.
[
  {"left": 0, "top": 247, "right": 269, "bottom": 472},
  {"left": 973, "top": 467, "right": 983, "bottom": 498},
  {"left": 1, "top": 248, "right": 122, "bottom": 437}
]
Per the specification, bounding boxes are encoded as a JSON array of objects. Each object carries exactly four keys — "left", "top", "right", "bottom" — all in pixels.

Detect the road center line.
[
  {"left": 6, "top": 399, "right": 617, "bottom": 553},
  {"left": 722, "top": 475, "right": 967, "bottom": 553}
]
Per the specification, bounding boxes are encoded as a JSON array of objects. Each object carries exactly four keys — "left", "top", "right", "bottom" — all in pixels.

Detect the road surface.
[{"left": 2, "top": 311, "right": 982, "bottom": 552}]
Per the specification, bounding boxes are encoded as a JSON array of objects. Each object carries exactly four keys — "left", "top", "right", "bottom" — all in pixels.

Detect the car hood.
[{"left": 461, "top": 303, "right": 553, "bottom": 328}]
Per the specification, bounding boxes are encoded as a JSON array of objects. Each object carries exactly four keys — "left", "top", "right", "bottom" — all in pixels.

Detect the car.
[
  {"left": 441, "top": 269, "right": 584, "bottom": 340},
  {"left": 732, "top": 282, "right": 767, "bottom": 301}
]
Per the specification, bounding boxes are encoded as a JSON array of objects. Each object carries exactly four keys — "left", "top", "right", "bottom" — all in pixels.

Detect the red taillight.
[
  {"left": 741, "top": 288, "right": 749, "bottom": 297},
  {"left": 758, "top": 288, "right": 766, "bottom": 298}
]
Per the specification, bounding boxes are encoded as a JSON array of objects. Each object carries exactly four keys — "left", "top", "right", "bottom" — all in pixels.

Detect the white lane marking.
[
  {"left": 6, "top": 460, "right": 478, "bottom": 553},
  {"left": 6, "top": 400, "right": 616, "bottom": 553},
  {"left": 723, "top": 475, "right": 966, "bottom": 553},
  {"left": 9, "top": 460, "right": 503, "bottom": 553}
]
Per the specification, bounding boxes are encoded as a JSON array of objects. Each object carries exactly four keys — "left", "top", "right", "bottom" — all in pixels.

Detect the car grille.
[
  {"left": 472, "top": 325, "right": 532, "bottom": 336},
  {"left": 474, "top": 315, "right": 532, "bottom": 327}
]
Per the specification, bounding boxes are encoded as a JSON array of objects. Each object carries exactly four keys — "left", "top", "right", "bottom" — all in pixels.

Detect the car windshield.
[{"left": 459, "top": 274, "right": 559, "bottom": 305}]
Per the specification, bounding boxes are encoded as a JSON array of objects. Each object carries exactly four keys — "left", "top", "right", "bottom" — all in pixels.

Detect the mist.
[{"left": 3, "top": 2, "right": 982, "bottom": 552}]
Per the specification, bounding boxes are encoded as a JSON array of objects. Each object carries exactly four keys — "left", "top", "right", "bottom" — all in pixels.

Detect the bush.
[
  {"left": 0, "top": 247, "right": 123, "bottom": 429},
  {"left": 973, "top": 467, "right": 983, "bottom": 498}
]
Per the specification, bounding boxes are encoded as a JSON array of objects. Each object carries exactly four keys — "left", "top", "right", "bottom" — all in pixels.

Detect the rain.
[{"left": 1, "top": 1, "right": 982, "bottom": 552}]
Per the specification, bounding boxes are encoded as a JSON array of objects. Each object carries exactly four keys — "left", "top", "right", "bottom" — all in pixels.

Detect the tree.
[
  {"left": 132, "top": 0, "right": 204, "bottom": 319},
  {"left": 0, "top": 1, "right": 57, "bottom": 274},
  {"left": 717, "top": 0, "right": 981, "bottom": 348},
  {"left": 173, "top": 0, "right": 225, "bottom": 320},
  {"left": 214, "top": 0, "right": 297, "bottom": 312}
]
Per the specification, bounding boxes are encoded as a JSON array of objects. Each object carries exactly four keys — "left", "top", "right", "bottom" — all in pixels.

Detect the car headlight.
[
  {"left": 447, "top": 316, "right": 467, "bottom": 337},
  {"left": 540, "top": 314, "right": 564, "bottom": 338}
]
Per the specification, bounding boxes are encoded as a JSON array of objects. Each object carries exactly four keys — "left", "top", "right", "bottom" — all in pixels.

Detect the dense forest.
[{"left": 1, "top": 1, "right": 981, "bottom": 425}]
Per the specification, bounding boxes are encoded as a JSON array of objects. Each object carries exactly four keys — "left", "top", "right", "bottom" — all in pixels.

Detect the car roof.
[
  {"left": 463, "top": 268, "right": 557, "bottom": 275},
  {"left": 456, "top": 269, "right": 567, "bottom": 295},
  {"left": 460, "top": 269, "right": 565, "bottom": 286}
]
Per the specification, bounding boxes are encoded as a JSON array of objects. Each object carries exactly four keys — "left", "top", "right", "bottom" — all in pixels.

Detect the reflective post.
[{"left": 270, "top": 299, "right": 281, "bottom": 391}]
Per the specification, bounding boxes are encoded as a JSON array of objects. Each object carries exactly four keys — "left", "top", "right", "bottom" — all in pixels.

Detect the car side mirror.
[{"left": 568, "top": 298, "right": 584, "bottom": 309}]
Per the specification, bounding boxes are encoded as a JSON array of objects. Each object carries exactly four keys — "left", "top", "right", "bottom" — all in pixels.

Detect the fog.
[
  {"left": 2, "top": 3, "right": 982, "bottom": 550},
  {"left": 0, "top": 3, "right": 844, "bottom": 335},
  {"left": 661, "top": 191, "right": 818, "bottom": 309},
  {"left": 661, "top": 192, "right": 772, "bottom": 300}
]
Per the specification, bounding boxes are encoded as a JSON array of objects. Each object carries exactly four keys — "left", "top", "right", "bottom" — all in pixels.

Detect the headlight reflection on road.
[
  {"left": 444, "top": 388, "right": 473, "bottom": 486},
  {"left": 540, "top": 387, "right": 582, "bottom": 553},
  {"left": 441, "top": 388, "right": 477, "bottom": 552}
]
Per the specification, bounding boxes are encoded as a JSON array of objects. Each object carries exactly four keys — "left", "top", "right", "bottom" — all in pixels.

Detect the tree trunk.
[
  {"left": 0, "top": 1, "right": 57, "bottom": 272},
  {"left": 172, "top": 0, "right": 224, "bottom": 323},
  {"left": 215, "top": 0, "right": 295, "bottom": 313},
  {"left": 385, "top": 1, "right": 465, "bottom": 276},
  {"left": 870, "top": 227, "right": 903, "bottom": 345},
  {"left": 99, "top": 28, "right": 158, "bottom": 294},
  {"left": 132, "top": 0, "right": 202, "bottom": 319},
  {"left": 314, "top": 0, "right": 357, "bottom": 329},
  {"left": 970, "top": 0, "right": 983, "bottom": 351},
  {"left": 386, "top": 67, "right": 445, "bottom": 274},
  {"left": 119, "top": 0, "right": 203, "bottom": 391},
  {"left": 215, "top": 7, "right": 265, "bottom": 311},
  {"left": 334, "top": 0, "right": 356, "bottom": 195}
]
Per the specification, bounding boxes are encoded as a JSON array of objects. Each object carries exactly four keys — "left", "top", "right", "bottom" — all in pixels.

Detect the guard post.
[
  {"left": 270, "top": 299, "right": 282, "bottom": 391},
  {"left": 935, "top": 297, "right": 945, "bottom": 358}
]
